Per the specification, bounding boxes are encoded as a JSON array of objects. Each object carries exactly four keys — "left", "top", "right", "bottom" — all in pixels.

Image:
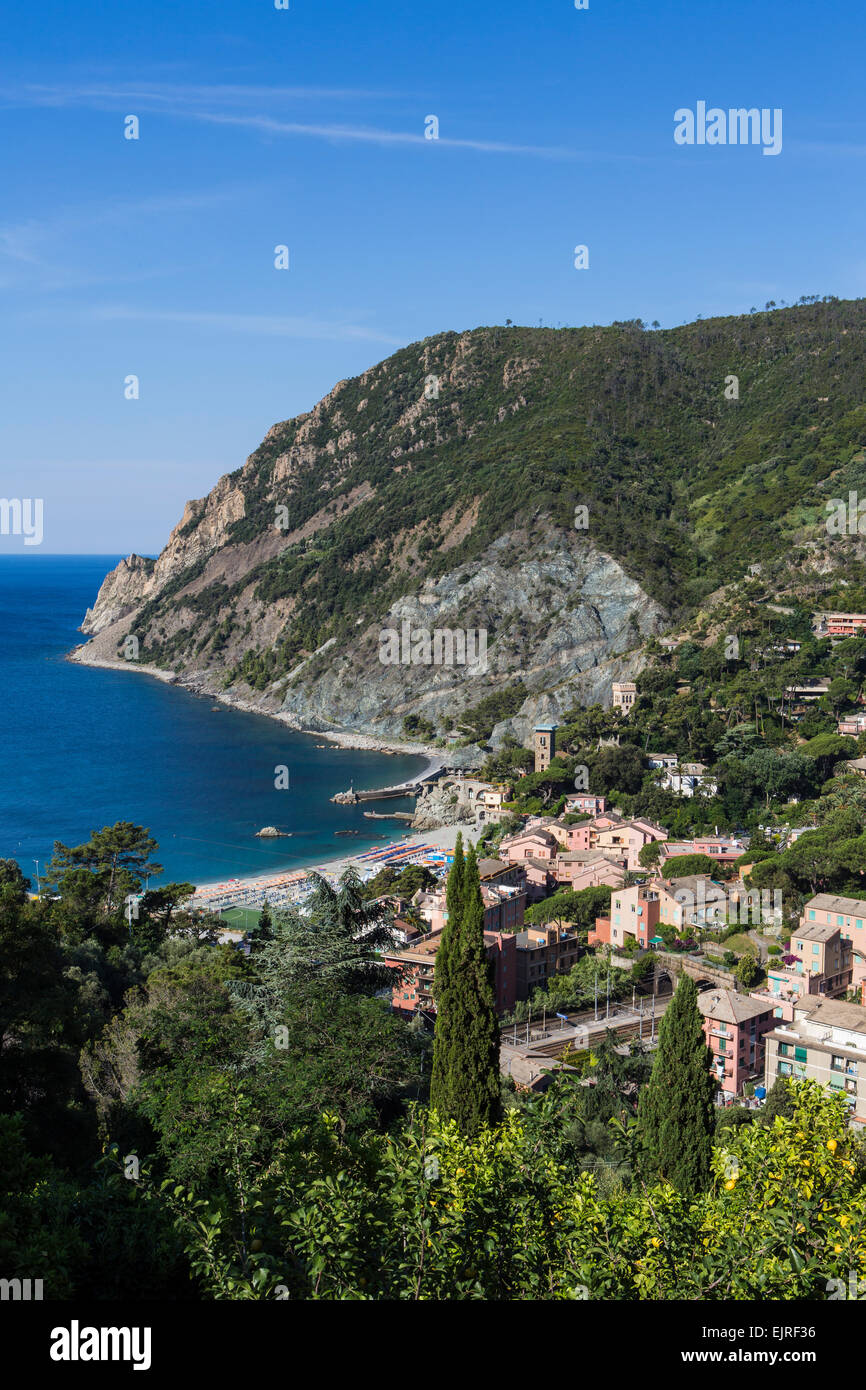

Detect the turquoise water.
[{"left": 0, "top": 556, "right": 423, "bottom": 886}]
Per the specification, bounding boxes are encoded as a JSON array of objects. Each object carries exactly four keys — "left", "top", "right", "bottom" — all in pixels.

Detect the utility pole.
[{"left": 33, "top": 860, "right": 40, "bottom": 895}]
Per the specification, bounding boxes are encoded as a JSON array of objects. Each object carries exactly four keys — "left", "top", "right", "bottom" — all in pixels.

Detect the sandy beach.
[
  {"left": 190, "top": 822, "right": 475, "bottom": 906},
  {"left": 289, "top": 822, "right": 471, "bottom": 879},
  {"left": 69, "top": 641, "right": 475, "bottom": 904}
]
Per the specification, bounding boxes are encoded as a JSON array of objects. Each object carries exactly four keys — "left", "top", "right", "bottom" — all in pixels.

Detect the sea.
[{"left": 0, "top": 555, "right": 424, "bottom": 888}]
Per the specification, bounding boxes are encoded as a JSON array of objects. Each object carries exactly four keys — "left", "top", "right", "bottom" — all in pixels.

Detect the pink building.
[
  {"left": 766, "top": 919, "right": 852, "bottom": 1004},
  {"left": 388, "top": 928, "right": 517, "bottom": 1017},
  {"left": 565, "top": 794, "right": 607, "bottom": 816},
  {"left": 414, "top": 882, "right": 526, "bottom": 935},
  {"left": 552, "top": 851, "right": 626, "bottom": 893},
  {"left": 819, "top": 612, "right": 866, "bottom": 639},
  {"left": 594, "top": 883, "right": 661, "bottom": 949},
  {"left": 800, "top": 894, "right": 866, "bottom": 1003},
  {"left": 698, "top": 989, "right": 777, "bottom": 1100},
  {"left": 593, "top": 819, "right": 667, "bottom": 871},
  {"left": 500, "top": 828, "right": 559, "bottom": 863},
  {"left": 660, "top": 836, "right": 746, "bottom": 867},
  {"left": 520, "top": 856, "right": 557, "bottom": 902}
]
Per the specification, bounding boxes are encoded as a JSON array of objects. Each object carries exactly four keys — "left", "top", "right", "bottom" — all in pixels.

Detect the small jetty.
[{"left": 331, "top": 762, "right": 444, "bottom": 805}]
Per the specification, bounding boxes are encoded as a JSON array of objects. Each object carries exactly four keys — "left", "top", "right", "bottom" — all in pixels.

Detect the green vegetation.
[
  {"left": 122, "top": 1081, "right": 866, "bottom": 1299},
  {"left": 523, "top": 884, "right": 612, "bottom": 935},
  {"left": 637, "top": 976, "right": 716, "bottom": 1197},
  {"left": 126, "top": 302, "right": 866, "bottom": 688},
  {"left": 430, "top": 840, "right": 501, "bottom": 1135},
  {"left": 454, "top": 681, "right": 528, "bottom": 743},
  {"left": 6, "top": 819, "right": 866, "bottom": 1300}
]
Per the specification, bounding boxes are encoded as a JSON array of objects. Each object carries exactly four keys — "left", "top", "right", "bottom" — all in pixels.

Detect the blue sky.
[{"left": 0, "top": 0, "right": 862, "bottom": 553}]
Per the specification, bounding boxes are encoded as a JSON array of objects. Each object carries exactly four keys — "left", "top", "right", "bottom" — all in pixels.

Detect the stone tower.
[{"left": 534, "top": 722, "right": 558, "bottom": 773}]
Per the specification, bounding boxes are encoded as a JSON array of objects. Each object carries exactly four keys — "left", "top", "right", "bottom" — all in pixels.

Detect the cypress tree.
[
  {"left": 636, "top": 973, "right": 715, "bottom": 1196},
  {"left": 430, "top": 840, "right": 501, "bottom": 1134},
  {"left": 429, "top": 834, "right": 463, "bottom": 1116},
  {"left": 445, "top": 833, "right": 465, "bottom": 924}
]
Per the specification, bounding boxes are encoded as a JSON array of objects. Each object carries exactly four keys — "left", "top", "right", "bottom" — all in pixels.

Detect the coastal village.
[
  {"left": 182, "top": 610, "right": 866, "bottom": 1132},
  {"left": 370, "top": 713, "right": 866, "bottom": 1120},
  {"left": 5, "top": 0, "right": 864, "bottom": 1319}
]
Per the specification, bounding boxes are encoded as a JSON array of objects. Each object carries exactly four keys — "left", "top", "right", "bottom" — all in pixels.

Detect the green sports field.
[{"left": 220, "top": 906, "right": 262, "bottom": 932}]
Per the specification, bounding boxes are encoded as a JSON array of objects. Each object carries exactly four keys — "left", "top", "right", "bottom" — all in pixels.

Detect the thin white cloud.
[
  {"left": 2, "top": 82, "right": 397, "bottom": 108},
  {"left": 189, "top": 109, "right": 574, "bottom": 158},
  {"left": 796, "top": 140, "right": 866, "bottom": 157},
  {"left": 0, "top": 187, "right": 257, "bottom": 289},
  {"left": 83, "top": 304, "right": 404, "bottom": 344},
  {"left": 0, "top": 79, "right": 578, "bottom": 160}
]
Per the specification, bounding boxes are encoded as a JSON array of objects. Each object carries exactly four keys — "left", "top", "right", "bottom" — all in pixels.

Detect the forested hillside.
[{"left": 78, "top": 298, "right": 866, "bottom": 739}]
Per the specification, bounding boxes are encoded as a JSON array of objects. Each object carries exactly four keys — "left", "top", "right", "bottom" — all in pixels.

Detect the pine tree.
[
  {"left": 636, "top": 974, "right": 716, "bottom": 1196},
  {"left": 430, "top": 840, "right": 501, "bottom": 1135},
  {"left": 231, "top": 868, "right": 399, "bottom": 1035}
]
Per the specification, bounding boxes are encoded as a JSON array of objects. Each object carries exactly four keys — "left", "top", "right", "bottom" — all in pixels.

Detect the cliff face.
[
  {"left": 77, "top": 303, "right": 866, "bottom": 742},
  {"left": 81, "top": 474, "right": 247, "bottom": 637},
  {"left": 273, "top": 520, "right": 664, "bottom": 738},
  {"left": 81, "top": 554, "right": 154, "bottom": 635}
]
